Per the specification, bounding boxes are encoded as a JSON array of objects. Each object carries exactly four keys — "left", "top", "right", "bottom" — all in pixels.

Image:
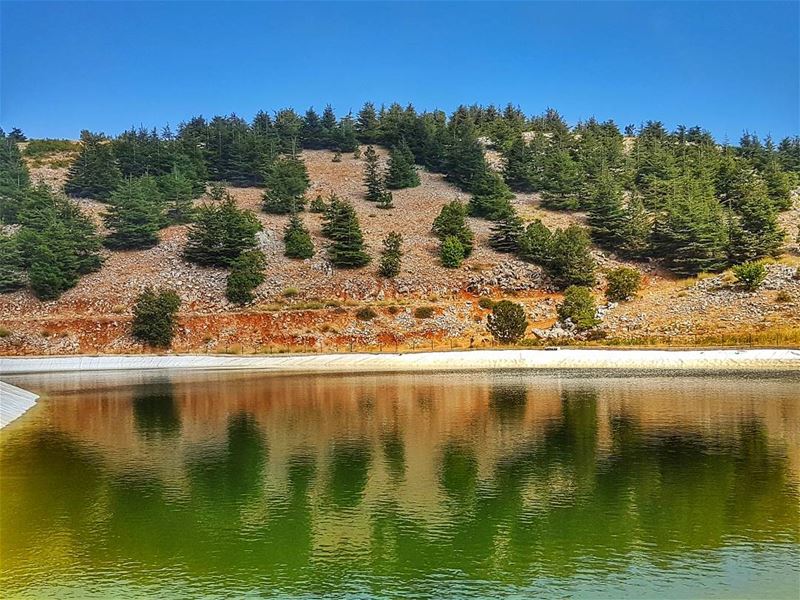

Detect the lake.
[{"left": 1, "top": 370, "right": 798, "bottom": 598}]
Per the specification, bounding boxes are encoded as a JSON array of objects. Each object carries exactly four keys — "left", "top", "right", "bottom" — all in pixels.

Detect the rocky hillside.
[{"left": 1, "top": 147, "right": 798, "bottom": 355}]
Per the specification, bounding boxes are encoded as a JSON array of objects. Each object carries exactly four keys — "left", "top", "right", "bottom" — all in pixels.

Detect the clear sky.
[{"left": 1, "top": 1, "right": 798, "bottom": 141}]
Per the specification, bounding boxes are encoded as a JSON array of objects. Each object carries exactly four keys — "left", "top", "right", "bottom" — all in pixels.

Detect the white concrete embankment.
[
  {"left": 2, "top": 348, "right": 799, "bottom": 376},
  {"left": 0, "top": 381, "right": 39, "bottom": 428}
]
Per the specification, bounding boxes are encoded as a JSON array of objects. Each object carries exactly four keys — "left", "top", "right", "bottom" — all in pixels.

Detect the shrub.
[
  {"left": 263, "top": 155, "right": 310, "bottom": 214},
  {"left": 478, "top": 297, "right": 495, "bottom": 309},
  {"left": 22, "top": 139, "right": 77, "bottom": 158},
  {"left": 378, "top": 232, "right": 403, "bottom": 278},
  {"left": 309, "top": 194, "right": 327, "bottom": 213},
  {"left": 355, "top": 307, "right": 377, "bottom": 321},
  {"left": 132, "top": 287, "right": 181, "bottom": 347},
  {"left": 283, "top": 214, "right": 314, "bottom": 259},
  {"left": 387, "top": 305, "right": 400, "bottom": 315},
  {"left": 557, "top": 286, "right": 600, "bottom": 331},
  {"left": 775, "top": 290, "right": 793, "bottom": 303},
  {"left": 184, "top": 196, "right": 262, "bottom": 266},
  {"left": 486, "top": 300, "right": 527, "bottom": 344},
  {"left": 208, "top": 181, "right": 227, "bottom": 201},
  {"left": 432, "top": 200, "right": 473, "bottom": 256},
  {"left": 440, "top": 235, "right": 465, "bottom": 268},
  {"left": 282, "top": 287, "right": 299, "bottom": 298},
  {"left": 0, "top": 327, "right": 10, "bottom": 338},
  {"left": 226, "top": 250, "right": 266, "bottom": 305},
  {"left": 414, "top": 306, "right": 435, "bottom": 319},
  {"left": 546, "top": 225, "right": 596, "bottom": 289},
  {"left": 605, "top": 267, "right": 642, "bottom": 302},
  {"left": 732, "top": 261, "right": 767, "bottom": 291}
]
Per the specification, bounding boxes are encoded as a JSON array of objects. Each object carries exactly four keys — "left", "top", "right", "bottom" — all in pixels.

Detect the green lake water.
[{"left": 1, "top": 370, "right": 798, "bottom": 598}]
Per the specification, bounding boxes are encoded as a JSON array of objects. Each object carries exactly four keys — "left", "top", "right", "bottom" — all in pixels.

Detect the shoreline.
[{"left": 2, "top": 348, "right": 800, "bottom": 376}]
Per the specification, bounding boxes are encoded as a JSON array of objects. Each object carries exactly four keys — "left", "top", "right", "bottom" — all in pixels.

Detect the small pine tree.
[
  {"left": 440, "top": 235, "right": 465, "bottom": 268},
  {"left": 283, "top": 213, "right": 314, "bottom": 259},
  {"left": 377, "top": 190, "right": 394, "bottom": 209},
  {"left": 226, "top": 250, "right": 266, "bottom": 304},
  {"left": 517, "top": 219, "right": 552, "bottom": 264},
  {"left": 732, "top": 261, "right": 767, "bottom": 291},
  {"left": 468, "top": 171, "right": 514, "bottom": 220},
  {"left": 64, "top": 131, "right": 122, "bottom": 200},
  {"left": 605, "top": 267, "right": 642, "bottom": 302},
  {"left": 184, "top": 196, "right": 262, "bottom": 266},
  {"left": 619, "top": 193, "right": 652, "bottom": 259},
  {"left": 309, "top": 194, "right": 327, "bottom": 213},
  {"left": 587, "top": 169, "right": 626, "bottom": 249},
  {"left": 208, "top": 181, "right": 227, "bottom": 201},
  {"left": 132, "top": 287, "right": 181, "bottom": 347},
  {"left": 104, "top": 176, "right": 165, "bottom": 250},
  {"left": 363, "top": 145, "right": 385, "bottom": 202},
  {"left": 488, "top": 211, "right": 524, "bottom": 253},
  {"left": 263, "top": 155, "right": 310, "bottom": 214},
  {"left": 540, "top": 147, "right": 580, "bottom": 210},
  {"left": 158, "top": 168, "right": 195, "bottom": 223},
  {"left": 546, "top": 226, "right": 596, "bottom": 289},
  {"left": 378, "top": 231, "right": 403, "bottom": 278},
  {"left": 486, "top": 300, "right": 527, "bottom": 343},
  {"left": 557, "top": 286, "right": 599, "bottom": 330},
  {"left": 324, "top": 199, "right": 370, "bottom": 268},
  {"left": 385, "top": 139, "right": 420, "bottom": 189},
  {"left": 432, "top": 200, "right": 474, "bottom": 256}
]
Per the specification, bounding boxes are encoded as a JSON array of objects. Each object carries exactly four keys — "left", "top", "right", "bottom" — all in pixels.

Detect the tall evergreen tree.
[
  {"left": 444, "top": 125, "right": 488, "bottom": 191},
  {"left": 323, "top": 199, "right": 370, "bottom": 268},
  {"left": 0, "top": 130, "right": 31, "bottom": 223},
  {"left": 587, "top": 169, "right": 626, "bottom": 249},
  {"left": 385, "top": 139, "right": 420, "bottom": 189},
  {"left": 468, "top": 171, "right": 514, "bottom": 220},
  {"left": 618, "top": 193, "right": 652, "bottom": 259},
  {"left": 518, "top": 219, "right": 552, "bottom": 264},
  {"left": 727, "top": 175, "right": 785, "bottom": 262},
  {"left": 104, "top": 176, "right": 166, "bottom": 249},
  {"left": 502, "top": 134, "right": 532, "bottom": 192},
  {"left": 440, "top": 235, "right": 465, "bottom": 268},
  {"left": 226, "top": 250, "right": 266, "bottom": 305},
  {"left": 546, "top": 226, "right": 597, "bottom": 288},
  {"left": 356, "top": 102, "right": 380, "bottom": 144},
  {"left": 65, "top": 131, "right": 122, "bottom": 200},
  {"left": 302, "top": 108, "right": 326, "bottom": 149},
  {"left": 0, "top": 234, "right": 24, "bottom": 292},
  {"left": 158, "top": 168, "right": 195, "bottom": 223},
  {"left": 488, "top": 211, "right": 524, "bottom": 253},
  {"left": 362, "top": 145, "right": 384, "bottom": 202},
  {"left": 540, "top": 146, "right": 580, "bottom": 210},
  {"left": 283, "top": 213, "right": 314, "bottom": 259},
  {"left": 184, "top": 196, "right": 262, "bottom": 266},
  {"left": 262, "top": 154, "right": 310, "bottom": 214}
]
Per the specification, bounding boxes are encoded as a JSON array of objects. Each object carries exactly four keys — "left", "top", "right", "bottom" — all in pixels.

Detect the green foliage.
[
  {"left": 355, "top": 102, "right": 381, "bottom": 144},
  {"left": 104, "top": 176, "right": 166, "bottom": 249},
  {"left": 444, "top": 124, "right": 488, "bottom": 192},
  {"left": 309, "top": 194, "right": 327, "bottom": 213},
  {"left": 587, "top": 169, "right": 626, "bottom": 249},
  {"left": 618, "top": 194, "right": 652, "bottom": 259},
  {"left": 486, "top": 300, "right": 527, "bottom": 343},
  {"left": 157, "top": 168, "right": 196, "bottom": 223},
  {"left": 727, "top": 174, "right": 785, "bottom": 263},
  {"left": 208, "top": 181, "right": 227, "bottom": 201},
  {"left": 385, "top": 139, "right": 420, "bottom": 189},
  {"left": 546, "top": 226, "right": 597, "bottom": 289},
  {"left": 64, "top": 131, "right": 122, "bottom": 200},
  {"left": 732, "top": 261, "right": 767, "bottom": 291},
  {"left": 21, "top": 139, "right": 77, "bottom": 158},
  {"left": 440, "top": 235, "right": 465, "bottom": 268},
  {"left": 377, "top": 191, "right": 394, "bottom": 209},
  {"left": 468, "top": 171, "right": 514, "bottom": 220},
  {"left": 432, "top": 200, "right": 473, "bottom": 256},
  {"left": 478, "top": 297, "right": 496, "bottom": 309},
  {"left": 226, "top": 250, "right": 266, "bottom": 304},
  {"left": 362, "top": 145, "right": 385, "bottom": 202},
  {"left": 355, "top": 307, "right": 377, "bottom": 321},
  {"left": 605, "top": 267, "right": 642, "bottom": 302},
  {"left": 0, "top": 130, "right": 31, "bottom": 223},
  {"left": 0, "top": 234, "right": 25, "bottom": 292},
  {"left": 132, "top": 287, "right": 181, "bottom": 347},
  {"left": 540, "top": 147, "right": 581, "bottom": 210},
  {"left": 378, "top": 231, "right": 403, "bottom": 278},
  {"left": 332, "top": 151, "right": 342, "bottom": 163},
  {"left": 184, "top": 196, "right": 262, "bottom": 266},
  {"left": 263, "top": 155, "right": 310, "bottom": 214},
  {"left": 322, "top": 197, "right": 370, "bottom": 268},
  {"left": 557, "top": 286, "right": 600, "bottom": 330},
  {"left": 488, "top": 211, "right": 524, "bottom": 253},
  {"left": 283, "top": 213, "right": 314, "bottom": 259},
  {"left": 518, "top": 219, "right": 552, "bottom": 264}
]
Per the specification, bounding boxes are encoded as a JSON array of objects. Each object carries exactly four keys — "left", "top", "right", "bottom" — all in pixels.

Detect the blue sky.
[{"left": 2, "top": 1, "right": 798, "bottom": 141}]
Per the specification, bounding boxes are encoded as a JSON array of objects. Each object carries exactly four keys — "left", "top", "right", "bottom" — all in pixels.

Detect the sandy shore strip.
[
  {"left": 2, "top": 348, "right": 800, "bottom": 376},
  {"left": 0, "top": 381, "right": 39, "bottom": 428}
]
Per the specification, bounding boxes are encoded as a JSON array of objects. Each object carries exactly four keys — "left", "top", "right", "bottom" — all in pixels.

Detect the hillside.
[{"left": 1, "top": 142, "right": 798, "bottom": 356}]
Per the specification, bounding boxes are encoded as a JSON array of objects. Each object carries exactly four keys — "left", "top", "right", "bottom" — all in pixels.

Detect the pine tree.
[
  {"left": 487, "top": 300, "right": 528, "bottom": 343},
  {"left": 302, "top": 108, "right": 326, "bottom": 149},
  {"left": 518, "top": 219, "right": 552, "bottom": 264},
  {"left": 0, "top": 130, "right": 30, "bottom": 223},
  {"left": 440, "top": 235, "right": 465, "bottom": 268},
  {"left": 356, "top": 102, "right": 380, "bottom": 144},
  {"left": 587, "top": 169, "right": 626, "bottom": 249},
  {"left": 432, "top": 200, "right": 474, "bottom": 256},
  {"left": 65, "top": 131, "right": 122, "bottom": 200},
  {"left": 762, "top": 160, "right": 792, "bottom": 211},
  {"left": 283, "top": 213, "right": 314, "bottom": 259},
  {"left": 28, "top": 238, "right": 78, "bottom": 300},
  {"left": 502, "top": 135, "right": 532, "bottom": 191},
  {"left": 468, "top": 170, "right": 514, "bottom": 220},
  {"left": 324, "top": 199, "right": 370, "bottom": 268},
  {"left": 540, "top": 146, "right": 580, "bottom": 210},
  {"left": 488, "top": 211, "right": 524, "bottom": 253},
  {"left": 546, "top": 226, "right": 596, "bottom": 288},
  {"left": 184, "top": 196, "right": 262, "bottom": 266},
  {"left": 727, "top": 175, "right": 785, "bottom": 262},
  {"left": 309, "top": 194, "right": 327, "bottom": 213},
  {"left": 363, "top": 145, "right": 385, "bottom": 201},
  {"left": 262, "top": 154, "right": 310, "bottom": 214},
  {"left": 377, "top": 191, "right": 394, "bottom": 209},
  {"left": 226, "top": 250, "right": 266, "bottom": 304},
  {"left": 378, "top": 231, "right": 403, "bottom": 278},
  {"left": 104, "top": 176, "right": 166, "bottom": 249},
  {"left": 158, "top": 168, "right": 195, "bottom": 223},
  {"left": 444, "top": 125, "right": 488, "bottom": 191},
  {"left": 385, "top": 139, "right": 420, "bottom": 189},
  {"left": 0, "top": 234, "right": 24, "bottom": 292},
  {"left": 618, "top": 193, "right": 652, "bottom": 259}
]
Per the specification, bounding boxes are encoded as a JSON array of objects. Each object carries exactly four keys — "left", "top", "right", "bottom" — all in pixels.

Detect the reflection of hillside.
[{"left": 2, "top": 371, "right": 798, "bottom": 593}]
